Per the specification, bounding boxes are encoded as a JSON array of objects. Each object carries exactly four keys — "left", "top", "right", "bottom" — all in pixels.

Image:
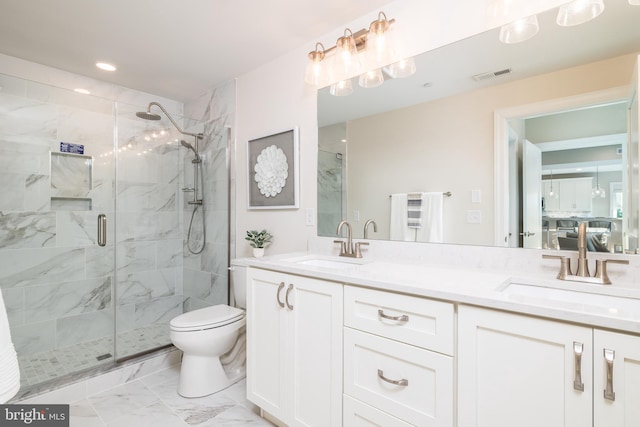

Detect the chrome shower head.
[{"left": 135, "top": 111, "right": 161, "bottom": 120}]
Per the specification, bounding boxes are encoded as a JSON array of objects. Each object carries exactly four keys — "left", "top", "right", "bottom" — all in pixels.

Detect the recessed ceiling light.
[
  {"left": 74, "top": 88, "right": 91, "bottom": 95},
  {"left": 96, "top": 62, "right": 116, "bottom": 71}
]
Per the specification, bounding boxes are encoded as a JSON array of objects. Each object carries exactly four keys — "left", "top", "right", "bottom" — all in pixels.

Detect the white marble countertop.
[{"left": 233, "top": 252, "right": 640, "bottom": 335}]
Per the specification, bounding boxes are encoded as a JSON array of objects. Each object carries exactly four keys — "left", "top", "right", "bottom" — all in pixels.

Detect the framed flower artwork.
[{"left": 247, "top": 127, "right": 299, "bottom": 209}]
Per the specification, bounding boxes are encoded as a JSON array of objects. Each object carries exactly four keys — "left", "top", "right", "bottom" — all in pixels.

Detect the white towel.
[
  {"left": 415, "top": 192, "right": 444, "bottom": 243},
  {"left": 389, "top": 194, "right": 415, "bottom": 241},
  {"left": 0, "top": 291, "right": 20, "bottom": 403}
]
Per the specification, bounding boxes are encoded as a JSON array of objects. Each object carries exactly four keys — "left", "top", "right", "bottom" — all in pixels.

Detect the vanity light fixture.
[
  {"left": 304, "top": 11, "right": 416, "bottom": 95},
  {"left": 592, "top": 165, "right": 606, "bottom": 198},
  {"left": 304, "top": 43, "right": 328, "bottom": 86},
  {"left": 557, "top": 0, "right": 605, "bottom": 27},
  {"left": 335, "top": 29, "right": 360, "bottom": 76}
]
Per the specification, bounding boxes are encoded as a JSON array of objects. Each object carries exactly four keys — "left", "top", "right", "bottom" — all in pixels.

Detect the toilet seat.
[{"left": 170, "top": 304, "right": 245, "bottom": 332}]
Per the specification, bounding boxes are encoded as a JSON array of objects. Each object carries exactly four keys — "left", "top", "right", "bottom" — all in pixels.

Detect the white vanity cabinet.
[
  {"left": 593, "top": 330, "right": 640, "bottom": 426},
  {"left": 246, "top": 267, "right": 343, "bottom": 427},
  {"left": 343, "top": 285, "right": 455, "bottom": 427},
  {"left": 458, "top": 305, "right": 640, "bottom": 427}
]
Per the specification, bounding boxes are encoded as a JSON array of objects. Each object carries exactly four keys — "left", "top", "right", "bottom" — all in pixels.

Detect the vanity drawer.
[
  {"left": 344, "top": 285, "right": 454, "bottom": 355},
  {"left": 344, "top": 328, "right": 453, "bottom": 427},
  {"left": 343, "top": 395, "right": 413, "bottom": 427}
]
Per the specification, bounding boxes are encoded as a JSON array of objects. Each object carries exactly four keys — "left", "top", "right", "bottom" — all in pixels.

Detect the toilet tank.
[{"left": 230, "top": 265, "right": 247, "bottom": 309}]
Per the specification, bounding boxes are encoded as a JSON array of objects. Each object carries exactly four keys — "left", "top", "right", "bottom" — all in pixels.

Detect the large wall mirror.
[{"left": 318, "top": 1, "right": 640, "bottom": 254}]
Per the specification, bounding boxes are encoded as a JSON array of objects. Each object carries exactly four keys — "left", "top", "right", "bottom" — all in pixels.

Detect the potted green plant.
[{"left": 245, "top": 229, "right": 273, "bottom": 257}]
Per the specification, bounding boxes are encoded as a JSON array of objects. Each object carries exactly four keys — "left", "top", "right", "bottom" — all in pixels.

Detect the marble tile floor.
[
  {"left": 19, "top": 323, "right": 171, "bottom": 388},
  {"left": 69, "top": 366, "right": 273, "bottom": 427}
]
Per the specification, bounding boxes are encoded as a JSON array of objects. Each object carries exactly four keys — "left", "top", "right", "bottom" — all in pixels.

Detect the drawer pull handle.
[
  {"left": 604, "top": 348, "right": 616, "bottom": 401},
  {"left": 276, "top": 282, "right": 285, "bottom": 308},
  {"left": 377, "top": 369, "right": 408, "bottom": 387},
  {"left": 573, "top": 342, "right": 584, "bottom": 391},
  {"left": 378, "top": 309, "right": 409, "bottom": 323},
  {"left": 285, "top": 284, "right": 294, "bottom": 310}
]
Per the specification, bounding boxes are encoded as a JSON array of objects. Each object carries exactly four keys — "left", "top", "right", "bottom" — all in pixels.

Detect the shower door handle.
[{"left": 97, "top": 214, "right": 107, "bottom": 247}]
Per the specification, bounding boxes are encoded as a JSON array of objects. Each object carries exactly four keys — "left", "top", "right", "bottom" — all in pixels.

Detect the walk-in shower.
[
  {"left": 0, "top": 74, "right": 231, "bottom": 398},
  {"left": 137, "top": 102, "right": 206, "bottom": 254}
]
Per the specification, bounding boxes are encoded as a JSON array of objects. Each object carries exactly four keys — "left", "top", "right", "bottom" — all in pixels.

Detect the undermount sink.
[
  {"left": 283, "top": 255, "right": 364, "bottom": 270},
  {"left": 500, "top": 282, "right": 640, "bottom": 316}
]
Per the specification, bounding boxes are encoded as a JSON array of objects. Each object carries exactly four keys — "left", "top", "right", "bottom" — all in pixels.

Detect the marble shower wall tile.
[
  {"left": 0, "top": 247, "right": 85, "bottom": 289},
  {"left": 116, "top": 268, "right": 176, "bottom": 306},
  {"left": 56, "top": 308, "right": 114, "bottom": 348},
  {"left": 134, "top": 295, "right": 183, "bottom": 328},
  {"left": 10, "top": 319, "right": 57, "bottom": 354},
  {"left": 56, "top": 211, "right": 116, "bottom": 247},
  {"left": 24, "top": 276, "right": 112, "bottom": 323},
  {"left": 0, "top": 173, "right": 25, "bottom": 211},
  {"left": 117, "top": 181, "right": 177, "bottom": 212},
  {"left": 24, "top": 174, "right": 51, "bottom": 211}
]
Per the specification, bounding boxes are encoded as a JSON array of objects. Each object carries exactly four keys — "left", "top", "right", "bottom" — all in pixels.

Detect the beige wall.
[
  {"left": 346, "top": 53, "right": 637, "bottom": 245},
  {"left": 234, "top": 0, "right": 571, "bottom": 257}
]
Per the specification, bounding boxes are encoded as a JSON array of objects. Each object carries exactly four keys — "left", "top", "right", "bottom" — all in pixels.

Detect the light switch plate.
[
  {"left": 305, "top": 208, "right": 315, "bottom": 226},
  {"left": 471, "top": 189, "right": 481, "bottom": 203},
  {"left": 467, "top": 210, "right": 482, "bottom": 224}
]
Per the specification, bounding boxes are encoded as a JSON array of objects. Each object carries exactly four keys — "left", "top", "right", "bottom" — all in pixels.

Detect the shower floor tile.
[{"left": 18, "top": 322, "right": 171, "bottom": 388}]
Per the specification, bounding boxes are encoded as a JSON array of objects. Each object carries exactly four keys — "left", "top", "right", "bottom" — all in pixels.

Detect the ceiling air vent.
[{"left": 472, "top": 68, "right": 512, "bottom": 82}]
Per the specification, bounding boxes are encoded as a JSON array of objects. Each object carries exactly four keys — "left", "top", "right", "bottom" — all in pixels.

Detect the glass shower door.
[{"left": 0, "top": 73, "right": 117, "bottom": 391}]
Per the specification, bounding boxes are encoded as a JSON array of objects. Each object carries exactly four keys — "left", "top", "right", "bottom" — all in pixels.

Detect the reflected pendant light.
[
  {"left": 499, "top": 15, "right": 539, "bottom": 44},
  {"left": 358, "top": 69, "right": 384, "bottom": 88},
  {"left": 330, "top": 79, "right": 353, "bottom": 96},
  {"left": 557, "top": 0, "right": 605, "bottom": 26},
  {"left": 592, "top": 166, "right": 606, "bottom": 198},
  {"left": 386, "top": 56, "right": 417, "bottom": 78},
  {"left": 548, "top": 170, "right": 558, "bottom": 198}
]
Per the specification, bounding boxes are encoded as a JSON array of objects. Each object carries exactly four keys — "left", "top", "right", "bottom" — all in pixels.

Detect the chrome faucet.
[
  {"left": 364, "top": 219, "right": 378, "bottom": 239},
  {"left": 543, "top": 221, "right": 629, "bottom": 284},
  {"left": 334, "top": 220, "right": 368, "bottom": 258}
]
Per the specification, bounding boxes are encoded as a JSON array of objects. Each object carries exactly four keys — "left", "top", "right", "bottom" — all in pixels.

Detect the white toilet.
[{"left": 170, "top": 267, "right": 247, "bottom": 398}]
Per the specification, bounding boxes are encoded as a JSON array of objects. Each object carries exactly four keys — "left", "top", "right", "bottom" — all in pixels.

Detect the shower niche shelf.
[{"left": 50, "top": 151, "right": 93, "bottom": 211}]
